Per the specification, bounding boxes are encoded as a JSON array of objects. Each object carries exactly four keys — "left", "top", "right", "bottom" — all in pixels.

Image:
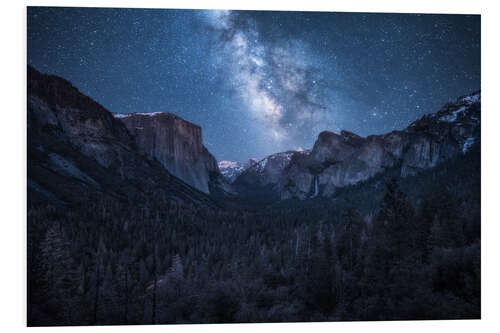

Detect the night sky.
[{"left": 27, "top": 7, "right": 480, "bottom": 162}]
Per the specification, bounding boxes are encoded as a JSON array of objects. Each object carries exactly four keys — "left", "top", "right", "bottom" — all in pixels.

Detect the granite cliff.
[
  {"left": 114, "top": 112, "right": 223, "bottom": 194},
  {"left": 232, "top": 91, "right": 480, "bottom": 201},
  {"left": 280, "top": 92, "right": 481, "bottom": 199}
]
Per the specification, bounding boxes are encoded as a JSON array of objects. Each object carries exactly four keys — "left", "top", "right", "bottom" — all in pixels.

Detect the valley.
[{"left": 27, "top": 66, "right": 481, "bottom": 325}]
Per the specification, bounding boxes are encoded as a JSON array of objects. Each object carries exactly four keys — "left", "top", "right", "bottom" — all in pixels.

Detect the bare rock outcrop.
[
  {"left": 278, "top": 91, "right": 480, "bottom": 199},
  {"left": 114, "top": 112, "right": 222, "bottom": 194}
]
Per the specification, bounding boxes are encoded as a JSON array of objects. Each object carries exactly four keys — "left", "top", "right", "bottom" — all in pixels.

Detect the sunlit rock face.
[
  {"left": 115, "top": 112, "right": 222, "bottom": 194},
  {"left": 280, "top": 91, "right": 481, "bottom": 200}
]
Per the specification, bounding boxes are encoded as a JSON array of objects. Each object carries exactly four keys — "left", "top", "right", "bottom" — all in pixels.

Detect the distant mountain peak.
[{"left": 218, "top": 158, "right": 259, "bottom": 183}]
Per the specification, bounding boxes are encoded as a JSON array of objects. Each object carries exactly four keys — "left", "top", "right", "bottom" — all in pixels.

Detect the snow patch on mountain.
[
  {"left": 250, "top": 150, "right": 309, "bottom": 174},
  {"left": 440, "top": 106, "right": 468, "bottom": 122},
  {"left": 461, "top": 92, "right": 481, "bottom": 105},
  {"left": 462, "top": 137, "right": 475, "bottom": 153},
  {"left": 218, "top": 159, "right": 258, "bottom": 183},
  {"left": 113, "top": 113, "right": 132, "bottom": 118},
  {"left": 113, "top": 112, "right": 166, "bottom": 118},
  {"left": 219, "top": 160, "right": 242, "bottom": 169}
]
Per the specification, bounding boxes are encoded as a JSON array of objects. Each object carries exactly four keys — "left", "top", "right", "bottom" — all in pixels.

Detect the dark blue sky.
[{"left": 27, "top": 7, "right": 480, "bottom": 162}]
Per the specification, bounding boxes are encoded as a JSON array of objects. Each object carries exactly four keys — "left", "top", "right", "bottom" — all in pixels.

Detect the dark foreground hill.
[{"left": 27, "top": 66, "right": 219, "bottom": 208}]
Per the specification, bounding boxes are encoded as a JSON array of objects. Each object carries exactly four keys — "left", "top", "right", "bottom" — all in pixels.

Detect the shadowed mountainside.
[{"left": 27, "top": 65, "right": 219, "bottom": 208}]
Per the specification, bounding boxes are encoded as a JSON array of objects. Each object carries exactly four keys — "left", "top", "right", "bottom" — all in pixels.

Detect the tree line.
[{"left": 27, "top": 171, "right": 480, "bottom": 326}]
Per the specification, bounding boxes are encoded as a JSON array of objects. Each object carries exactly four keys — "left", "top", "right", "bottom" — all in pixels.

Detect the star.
[{"left": 27, "top": 7, "right": 480, "bottom": 162}]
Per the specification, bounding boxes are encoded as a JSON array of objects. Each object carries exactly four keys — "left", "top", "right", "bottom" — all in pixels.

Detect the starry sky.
[{"left": 27, "top": 7, "right": 480, "bottom": 162}]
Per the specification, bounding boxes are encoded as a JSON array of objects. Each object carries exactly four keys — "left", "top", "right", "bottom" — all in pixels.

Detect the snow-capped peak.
[
  {"left": 462, "top": 137, "right": 475, "bottom": 153},
  {"left": 218, "top": 160, "right": 242, "bottom": 169},
  {"left": 218, "top": 160, "right": 256, "bottom": 183},
  {"left": 250, "top": 150, "right": 309, "bottom": 174},
  {"left": 438, "top": 91, "right": 481, "bottom": 123},
  {"left": 439, "top": 106, "right": 468, "bottom": 122}
]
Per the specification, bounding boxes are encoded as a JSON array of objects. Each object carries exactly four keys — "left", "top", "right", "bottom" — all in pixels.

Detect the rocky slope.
[
  {"left": 218, "top": 158, "right": 258, "bottom": 183},
  {"left": 114, "top": 112, "right": 224, "bottom": 194},
  {"left": 27, "top": 66, "right": 218, "bottom": 207},
  {"left": 280, "top": 92, "right": 481, "bottom": 199}
]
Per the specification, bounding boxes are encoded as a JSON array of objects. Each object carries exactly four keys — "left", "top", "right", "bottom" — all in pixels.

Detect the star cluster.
[{"left": 27, "top": 7, "right": 480, "bottom": 162}]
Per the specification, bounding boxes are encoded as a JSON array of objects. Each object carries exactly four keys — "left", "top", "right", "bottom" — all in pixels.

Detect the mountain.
[
  {"left": 218, "top": 158, "right": 258, "bottom": 183},
  {"left": 27, "top": 66, "right": 218, "bottom": 207},
  {"left": 27, "top": 64, "right": 480, "bottom": 208},
  {"left": 232, "top": 150, "right": 311, "bottom": 202},
  {"left": 231, "top": 91, "right": 480, "bottom": 202},
  {"left": 114, "top": 112, "right": 224, "bottom": 194},
  {"left": 280, "top": 91, "right": 480, "bottom": 199}
]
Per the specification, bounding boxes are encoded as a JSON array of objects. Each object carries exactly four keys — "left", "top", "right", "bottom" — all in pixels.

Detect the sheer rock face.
[
  {"left": 233, "top": 90, "right": 480, "bottom": 202},
  {"left": 279, "top": 91, "right": 481, "bottom": 200},
  {"left": 279, "top": 132, "right": 394, "bottom": 200},
  {"left": 115, "top": 113, "right": 221, "bottom": 194}
]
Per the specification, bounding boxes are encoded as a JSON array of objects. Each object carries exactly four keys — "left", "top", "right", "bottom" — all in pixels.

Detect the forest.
[{"left": 27, "top": 147, "right": 480, "bottom": 325}]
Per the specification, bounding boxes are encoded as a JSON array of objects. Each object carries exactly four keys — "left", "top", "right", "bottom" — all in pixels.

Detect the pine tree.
[
  {"left": 336, "top": 207, "right": 363, "bottom": 271},
  {"left": 169, "top": 254, "right": 184, "bottom": 282},
  {"left": 360, "top": 179, "right": 416, "bottom": 319},
  {"left": 92, "top": 235, "right": 107, "bottom": 324},
  {"left": 426, "top": 188, "right": 465, "bottom": 249},
  {"left": 40, "top": 223, "right": 78, "bottom": 324},
  {"left": 374, "top": 178, "right": 415, "bottom": 267}
]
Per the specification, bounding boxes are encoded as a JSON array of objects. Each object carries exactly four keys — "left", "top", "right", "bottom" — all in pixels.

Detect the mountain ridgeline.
[
  {"left": 231, "top": 91, "right": 480, "bottom": 203},
  {"left": 27, "top": 65, "right": 480, "bottom": 207},
  {"left": 27, "top": 66, "right": 480, "bottom": 325},
  {"left": 218, "top": 159, "right": 258, "bottom": 183}
]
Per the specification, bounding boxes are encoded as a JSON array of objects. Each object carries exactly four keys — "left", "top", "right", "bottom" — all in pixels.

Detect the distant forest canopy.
[{"left": 27, "top": 146, "right": 480, "bottom": 325}]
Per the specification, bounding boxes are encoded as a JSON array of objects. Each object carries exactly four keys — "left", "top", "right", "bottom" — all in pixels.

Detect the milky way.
[
  {"left": 27, "top": 7, "right": 480, "bottom": 162},
  {"left": 205, "top": 10, "right": 328, "bottom": 146}
]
